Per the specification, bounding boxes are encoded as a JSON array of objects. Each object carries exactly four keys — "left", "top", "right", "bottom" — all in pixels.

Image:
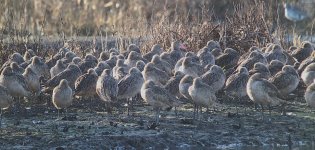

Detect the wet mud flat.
[{"left": 0, "top": 96, "right": 315, "bottom": 150}]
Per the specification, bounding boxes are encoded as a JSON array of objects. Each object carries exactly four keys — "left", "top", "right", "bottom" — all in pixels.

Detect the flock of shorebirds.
[{"left": 1, "top": 40, "right": 315, "bottom": 124}]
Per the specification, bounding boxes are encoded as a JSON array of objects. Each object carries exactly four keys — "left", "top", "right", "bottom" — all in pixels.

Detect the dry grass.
[{"left": 0, "top": 0, "right": 312, "bottom": 64}]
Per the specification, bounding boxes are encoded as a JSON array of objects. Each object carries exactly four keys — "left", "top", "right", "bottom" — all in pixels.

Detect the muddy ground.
[{"left": 0, "top": 93, "right": 315, "bottom": 150}]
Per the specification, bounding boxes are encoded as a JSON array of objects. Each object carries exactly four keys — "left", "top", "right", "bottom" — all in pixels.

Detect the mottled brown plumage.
[
  {"left": 75, "top": 68, "right": 98, "bottom": 97},
  {"left": 45, "top": 64, "right": 82, "bottom": 91},
  {"left": 215, "top": 48, "right": 240, "bottom": 69},
  {"left": 270, "top": 65, "right": 299, "bottom": 96}
]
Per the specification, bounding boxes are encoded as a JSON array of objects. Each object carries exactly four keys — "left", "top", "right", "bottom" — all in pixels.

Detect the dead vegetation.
[{"left": 0, "top": 0, "right": 303, "bottom": 63}]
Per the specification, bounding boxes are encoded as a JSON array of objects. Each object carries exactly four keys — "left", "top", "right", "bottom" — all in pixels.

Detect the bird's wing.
[
  {"left": 270, "top": 72, "right": 290, "bottom": 90},
  {"left": 103, "top": 76, "right": 118, "bottom": 100},
  {"left": 117, "top": 74, "right": 133, "bottom": 95},
  {"left": 75, "top": 74, "right": 98, "bottom": 93},
  {"left": 261, "top": 79, "right": 284, "bottom": 100},
  {"left": 151, "top": 85, "right": 178, "bottom": 106},
  {"left": 46, "top": 69, "right": 71, "bottom": 87}
]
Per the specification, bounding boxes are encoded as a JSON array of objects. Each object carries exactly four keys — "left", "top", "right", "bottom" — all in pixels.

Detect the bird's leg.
[
  {"left": 260, "top": 104, "right": 265, "bottom": 121},
  {"left": 57, "top": 109, "right": 60, "bottom": 120},
  {"left": 193, "top": 104, "right": 196, "bottom": 120},
  {"left": 155, "top": 108, "right": 160, "bottom": 124},
  {"left": 65, "top": 108, "right": 68, "bottom": 121},
  {"left": 88, "top": 96, "right": 92, "bottom": 110},
  {"left": 129, "top": 97, "right": 135, "bottom": 116},
  {"left": 127, "top": 98, "right": 130, "bottom": 116},
  {"left": 254, "top": 103, "right": 258, "bottom": 111},
  {"left": 234, "top": 97, "right": 239, "bottom": 115},
  {"left": 0, "top": 108, "right": 2, "bottom": 128},
  {"left": 199, "top": 106, "right": 203, "bottom": 120},
  {"left": 242, "top": 97, "right": 247, "bottom": 116},
  {"left": 16, "top": 97, "right": 20, "bottom": 114},
  {"left": 46, "top": 95, "right": 50, "bottom": 110},
  {"left": 174, "top": 106, "right": 178, "bottom": 118},
  {"left": 130, "top": 97, "right": 134, "bottom": 110},
  {"left": 106, "top": 102, "right": 113, "bottom": 115},
  {"left": 281, "top": 104, "right": 286, "bottom": 116},
  {"left": 196, "top": 105, "right": 199, "bottom": 120}
]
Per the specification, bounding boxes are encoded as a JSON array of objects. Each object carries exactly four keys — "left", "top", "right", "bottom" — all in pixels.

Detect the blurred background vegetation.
[
  {"left": 0, "top": 0, "right": 314, "bottom": 35},
  {"left": 0, "top": 0, "right": 314, "bottom": 55}
]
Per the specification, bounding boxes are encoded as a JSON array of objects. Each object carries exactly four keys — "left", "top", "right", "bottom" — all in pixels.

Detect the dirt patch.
[{"left": 0, "top": 95, "right": 315, "bottom": 150}]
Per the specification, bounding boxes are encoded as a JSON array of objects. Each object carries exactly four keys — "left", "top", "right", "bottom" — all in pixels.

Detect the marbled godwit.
[
  {"left": 117, "top": 67, "right": 144, "bottom": 115},
  {"left": 188, "top": 77, "right": 217, "bottom": 120},
  {"left": 198, "top": 48, "right": 215, "bottom": 67},
  {"left": 164, "top": 71, "right": 185, "bottom": 116},
  {"left": 61, "top": 51, "right": 77, "bottom": 64},
  {"left": 78, "top": 54, "right": 98, "bottom": 73},
  {"left": 125, "top": 51, "right": 144, "bottom": 68},
  {"left": 10, "top": 62, "right": 24, "bottom": 75},
  {"left": 141, "top": 80, "right": 178, "bottom": 124},
  {"left": 96, "top": 69, "right": 118, "bottom": 113},
  {"left": 50, "top": 60, "right": 67, "bottom": 78},
  {"left": 0, "top": 53, "right": 25, "bottom": 72},
  {"left": 249, "top": 62, "right": 271, "bottom": 79},
  {"left": 270, "top": 65, "right": 299, "bottom": 96},
  {"left": 45, "top": 64, "right": 82, "bottom": 91},
  {"left": 181, "top": 57, "right": 203, "bottom": 77},
  {"left": 205, "top": 40, "right": 221, "bottom": 51},
  {"left": 74, "top": 68, "right": 98, "bottom": 98},
  {"left": 123, "top": 44, "right": 141, "bottom": 57},
  {"left": 179, "top": 75, "right": 194, "bottom": 101},
  {"left": 225, "top": 67, "right": 249, "bottom": 109},
  {"left": 113, "top": 59, "right": 130, "bottom": 80},
  {"left": 266, "top": 44, "right": 287, "bottom": 64},
  {"left": 113, "top": 67, "right": 128, "bottom": 81},
  {"left": 247, "top": 73, "right": 286, "bottom": 120},
  {"left": 105, "top": 54, "right": 118, "bottom": 68},
  {"left": 238, "top": 46, "right": 261, "bottom": 64},
  {"left": 27, "top": 56, "right": 50, "bottom": 78},
  {"left": 98, "top": 51, "right": 110, "bottom": 62},
  {"left": 0, "top": 67, "right": 32, "bottom": 98},
  {"left": 215, "top": 48, "right": 240, "bottom": 69},
  {"left": 305, "top": 79, "right": 315, "bottom": 108},
  {"left": 238, "top": 51, "right": 268, "bottom": 72},
  {"left": 142, "top": 62, "right": 169, "bottom": 86},
  {"left": 201, "top": 65, "right": 226, "bottom": 93},
  {"left": 23, "top": 49, "right": 35, "bottom": 62},
  {"left": 23, "top": 67, "right": 41, "bottom": 97},
  {"left": 52, "top": 79, "right": 73, "bottom": 119},
  {"left": 292, "top": 41, "right": 314, "bottom": 62},
  {"left": 151, "top": 55, "right": 172, "bottom": 76},
  {"left": 164, "top": 71, "right": 185, "bottom": 98},
  {"left": 268, "top": 60, "right": 284, "bottom": 76},
  {"left": 136, "top": 60, "right": 146, "bottom": 72},
  {"left": 94, "top": 61, "right": 111, "bottom": 76},
  {"left": 0, "top": 85, "right": 13, "bottom": 127},
  {"left": 71, "top": 57, "right": 82, "bottom": 65},
  {"left": 301, "top": 63, "right": 315, "bottom": 86},
  {"left": 143, "top": 44, "right": 163, "bottom": 62},
  {"left": 10, "top": 52, "right": 25, "bottom": 65},
  {"left": 211, "top": 48, "right": 223, "bottom": 58},
  {"left": 175, "top": 53, "right": 199, "bottom": 73},
  {"left": 298, "top": 52, "right": 315, "bottom": 75},
  {"left": 160, "top": 52, "right": 174, "bottom": 67},
  {"left": 168, "top": 41, "right": 185, "bottom": 66}
]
